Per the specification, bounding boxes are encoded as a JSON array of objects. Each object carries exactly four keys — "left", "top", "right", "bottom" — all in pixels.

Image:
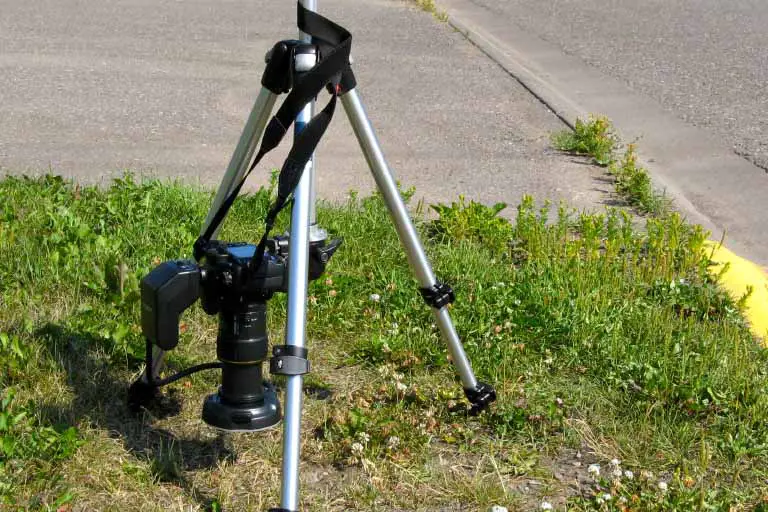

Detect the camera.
[{"left": 136, "top": 237, "right": 340, "bottom": 431}]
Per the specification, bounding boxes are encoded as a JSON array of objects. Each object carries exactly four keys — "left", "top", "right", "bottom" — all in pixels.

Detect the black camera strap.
[{"left": 195, "top": 3, "right": 353, "bottom": 266}]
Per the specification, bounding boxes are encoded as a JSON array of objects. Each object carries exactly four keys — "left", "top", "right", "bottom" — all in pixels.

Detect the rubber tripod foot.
[
  {"left": 127, "top": 378, "right": 158, "bottom": 413},
  {"left": 465, "top": 382, "right": 497, "bottom": 416}
]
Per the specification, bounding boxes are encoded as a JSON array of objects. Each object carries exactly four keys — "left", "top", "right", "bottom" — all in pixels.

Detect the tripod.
[{"left": 129, "top": 2, "right": 495, "bottom": 510}]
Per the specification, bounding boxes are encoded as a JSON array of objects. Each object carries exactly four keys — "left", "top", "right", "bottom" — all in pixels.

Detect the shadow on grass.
[{"left": 35, "top": 323, "right": 234, "bottom": 511}]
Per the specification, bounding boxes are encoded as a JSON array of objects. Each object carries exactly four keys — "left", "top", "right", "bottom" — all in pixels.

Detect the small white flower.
[
  {"left": 587, "top": 463, "right": 600, "bottom": 477},
  {"left": 357, "top": 432, "right": 370, "bottom": 444},
  {"left": 544, "top": 357, "right": 554, "bottom": 365},
  {"left": 539, "top": 501, "right": 553, "bottom": 510},
  {"left": 612, "top": 467, "right": 623, "bottom": 478},
  {"left": 624, "top": 470, "right": 634, "bottom": 480},
  {"left": 489, "top": 506, "right": 508, "bottom": 512},
  {"left": 658, "top": 481, "right": 668, "bottom": 492},
  {"left": 396, "top": 382, "right": 408, "bottom": 392},
  {"left": 351, "top": 442, "right": 364, "bottom": 455},
  {"left": 369, "top": 293, "right": 381, "bottom": 302},
  {"left": 619, "top": 496, "right": 628, "bottom": 504},
  {"left": 386, "top": 436, "right": 400, "bottom": 450},
  {"left": 610, "top": 458, "right": 621, "bottom": 467},
  {"left": 602, "top": 493, "right": 612, "bottom": 502}
]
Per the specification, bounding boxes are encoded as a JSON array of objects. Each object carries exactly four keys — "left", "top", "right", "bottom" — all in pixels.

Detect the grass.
[
  {"left": 552, "top": 116, "right": 670, "bottom": 217},
  {"left": 1, "top": 175, "right": 767, "bottom": 510}
]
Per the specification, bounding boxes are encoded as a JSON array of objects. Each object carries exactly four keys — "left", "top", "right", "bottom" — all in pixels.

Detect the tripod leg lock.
[
  {"left": 270, "top": 345, "right": 311, "bottom": 376},
  {"left": 419, "top": 282, "right": 455, "bottom": 309},
  {"left": 465, "top": 382, "right": 497, "bottom": 416}
]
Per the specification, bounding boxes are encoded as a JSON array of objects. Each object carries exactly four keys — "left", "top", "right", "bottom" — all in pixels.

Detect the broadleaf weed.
[{"left": 551, "top": 115, "right": 618, "bottom": 166}]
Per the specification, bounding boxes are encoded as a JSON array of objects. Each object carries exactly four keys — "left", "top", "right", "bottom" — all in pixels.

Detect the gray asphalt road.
[
  {"left": 469, "top": 0, "right": 768, "bottom": 171},
  {"left": 0, "top": 0, "right": 612, "bottom": 214}
]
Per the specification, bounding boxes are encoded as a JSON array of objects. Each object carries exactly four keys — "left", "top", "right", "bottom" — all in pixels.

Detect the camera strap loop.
[{"left": 195, "top": 2, "right": 353, "bottom": 264}]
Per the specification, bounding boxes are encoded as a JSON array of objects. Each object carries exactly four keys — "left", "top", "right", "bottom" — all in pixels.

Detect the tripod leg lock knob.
[
  {"left": 270, "top": 345, "right": 311, "bottom": 376},
  {"left": 465, "top": 382, "right": 496, "bottom": 416},
  {"left": 419, "top": 282, "right": 455, "bottom": 309}
]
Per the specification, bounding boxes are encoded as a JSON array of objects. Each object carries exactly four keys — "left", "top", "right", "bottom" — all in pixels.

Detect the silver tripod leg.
[
  {"left": 278, "top": 156, "right": 312, "bottom": 512},
  {"left": 279, "top": 2, "right": 317, "bottom": 506},
  {"left": 341, "top": 89, "right": 480, "bottom": 391},
  {"left": 202, "top": 87, "right": 279, "bottom": 237},
  {"left": 140, "top": 87, "right": 278, "bottom": 387}
]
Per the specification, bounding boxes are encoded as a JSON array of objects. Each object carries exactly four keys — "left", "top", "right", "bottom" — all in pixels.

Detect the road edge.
[
  {"left": 440, "top": 0, "right": 768, "bottom": 340},
  {"left": 705, "top": 242, "right": 768, "bottom": 341}
]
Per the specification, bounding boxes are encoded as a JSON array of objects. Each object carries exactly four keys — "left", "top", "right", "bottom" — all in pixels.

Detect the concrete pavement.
[
  {"left": 463, "top": 0, "right": 768, "bottom": 173},
  {"left": 0, "top": 0, "right": 611, "bottom": 214},
  {"left": 441, "top": 0, "right": 768, "bottom": 268}
]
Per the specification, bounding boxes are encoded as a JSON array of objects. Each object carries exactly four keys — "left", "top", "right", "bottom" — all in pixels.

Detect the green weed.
[
  {"left": 429, "top": 196, "right": 512, "bottom": 255},
  {"left": 553, "top": 117, "right": 676, "bottom": 221},
  {"left": 610, "top": 144, "right": 670, "bottom": 216},
  {"left": 412, "top": 0, "right": 449, "bottom": 22},
  {"left": 551, "top": 115, "right": 618, "bottom": 166}
]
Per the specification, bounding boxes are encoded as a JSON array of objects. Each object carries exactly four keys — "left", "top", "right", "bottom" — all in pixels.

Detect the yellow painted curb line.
[{"left": 704, "top": 241, "right": 768, "bottom": 340}]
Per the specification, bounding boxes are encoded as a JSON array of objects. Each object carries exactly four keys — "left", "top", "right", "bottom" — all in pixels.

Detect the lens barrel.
[{"left": 202, "top": 301, "right": 281, "bottom": 431}]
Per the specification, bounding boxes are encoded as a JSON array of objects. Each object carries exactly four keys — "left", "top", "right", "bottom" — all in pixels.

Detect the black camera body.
[
  {"left": 141, "top": 237, "right": 340, "bottom": 349},
  {"left": 138, "top": 237, "right": 340, "bottom": 431},
  {"left": 141, "top": 240, "right": 287, "bottom": 351}
]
